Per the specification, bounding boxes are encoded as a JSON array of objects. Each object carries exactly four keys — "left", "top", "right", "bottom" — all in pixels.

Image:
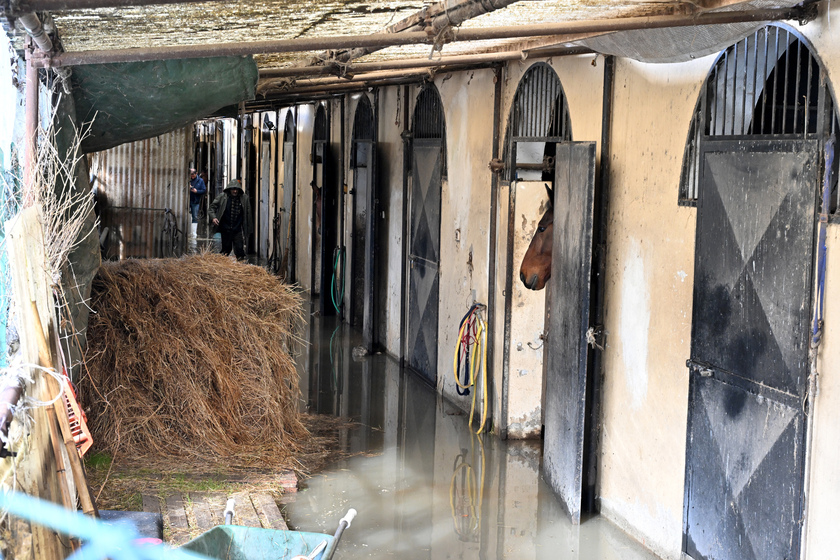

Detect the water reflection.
[{"left": 288, "top": 314, "right": 657, "bottom": 560}]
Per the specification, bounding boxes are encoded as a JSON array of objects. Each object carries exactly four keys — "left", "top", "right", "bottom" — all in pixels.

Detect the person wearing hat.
[
  {"left": 208, "top": 179, "right": 252, "bottom": 260},
  {"left": 188, "top": 167, "right": 206, "bottom": 239}
]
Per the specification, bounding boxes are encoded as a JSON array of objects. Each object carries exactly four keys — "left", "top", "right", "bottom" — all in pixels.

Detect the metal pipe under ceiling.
[
  {"left": 5, "top": 0, "right": 224, "bottom": 16},
  {"left": 259, "top": 47, "right": 592, "bottom": 81},
  {"left": 18, "top": 12, "right": 53, "bottom": 52},
  {"left": 32, "top": 7, "right": 804, "bottom": 67},
  {"left": 259, "top": 68, "right": 436, "bottom": 95},
  {"left": 24, "top": 44, "right": 39, "bottom": 199}
]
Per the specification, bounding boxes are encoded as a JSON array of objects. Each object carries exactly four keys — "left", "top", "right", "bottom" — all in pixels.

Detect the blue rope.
[
  {"left": 0, "top": 490, "right": 210, "bottom": 560},
  {"left": 812, "top": 138, "right": 834, "bottom": 348},
  {"left": 331, "top": 247, "right": 345, "bottom": 314}
]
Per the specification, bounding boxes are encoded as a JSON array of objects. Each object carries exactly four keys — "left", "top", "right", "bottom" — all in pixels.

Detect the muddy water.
[{"left": 286, "top": 316, "right": 658, "bottom": 559}]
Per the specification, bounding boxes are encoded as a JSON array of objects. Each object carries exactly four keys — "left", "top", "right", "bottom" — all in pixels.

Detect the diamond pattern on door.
[
  {"left": 685, "top": 376, "right": 804, "bottom": 560},
  {"left": 684, "top": 140, "right": 817, "bottom": 560},
  {"left": 406, "top": 141, "right": 442, "bottom": 384},
  {"left": 407, "top": 258, "right": 440, "bottom": 381},
  {"left": 692, "top": 147, "right": 817, "bottom": 394},
  {"left": 410, "top": 147, "right": 442, "bottom": 264}
]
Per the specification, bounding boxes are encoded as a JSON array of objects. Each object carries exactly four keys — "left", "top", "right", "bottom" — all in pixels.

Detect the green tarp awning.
[{"left": 71, "top": 56, "right": 258, "bottom": 153}]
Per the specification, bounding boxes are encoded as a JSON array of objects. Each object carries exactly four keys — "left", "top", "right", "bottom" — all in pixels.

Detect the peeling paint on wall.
[
  {"left": 507, "top": 406, "right": 542, "bottom": 439},
  {"left": 620, "top": 238, "right": 650, "bottom": 410}
]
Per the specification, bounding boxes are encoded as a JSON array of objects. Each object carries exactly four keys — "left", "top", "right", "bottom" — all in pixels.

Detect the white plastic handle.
[
  {"left": 224, "top": 498, "right": 235, "bottom": 517},
  {"left": 340, "top": 508, "right": 357, "bottom": 528}
]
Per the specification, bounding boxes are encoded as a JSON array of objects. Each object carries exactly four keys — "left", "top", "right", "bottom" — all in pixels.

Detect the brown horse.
[
  {"left": 519, "top": 185, "right": 553, "bottom": 291},
  {"left": 311, "top": 181, "right": 322, "bottom": 234}
]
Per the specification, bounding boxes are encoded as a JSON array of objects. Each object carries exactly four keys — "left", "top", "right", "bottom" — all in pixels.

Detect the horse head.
[
  {"left": 519, "top": 184, "right": 554, "bottom": 291},
  {"left": 311, "top": 182, "right": 322, "bottom": 234}
]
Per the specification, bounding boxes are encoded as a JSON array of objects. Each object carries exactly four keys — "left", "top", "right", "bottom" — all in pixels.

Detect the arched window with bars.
[{"left": 679, "top": 25, "right": 838, "bottom": 208}]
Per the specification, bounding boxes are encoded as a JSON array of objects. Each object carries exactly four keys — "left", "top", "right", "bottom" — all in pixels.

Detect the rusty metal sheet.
[{"left": 93, "top": 128, "right": 191, "bottom": 259}]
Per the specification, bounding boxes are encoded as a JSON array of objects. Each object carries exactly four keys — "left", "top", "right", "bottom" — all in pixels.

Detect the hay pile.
[{"left": 79, "top": 253, "right": 307, "bottom": 467}]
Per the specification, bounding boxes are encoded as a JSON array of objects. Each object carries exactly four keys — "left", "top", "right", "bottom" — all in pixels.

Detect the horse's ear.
[{"left": 545, "top": 183, "right": 553, "bottom": 206}]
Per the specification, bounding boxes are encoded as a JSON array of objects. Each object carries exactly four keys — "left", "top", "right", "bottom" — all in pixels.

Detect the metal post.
[
  {"left": 24, "top": 43, "right": 38, "bottom": 204},
  {"left": 17, "top": 0, "right": 225, "bottom": 10},
  {"left": 582, "top": 54, "right": 615, "bottom": 514},
  {"left": 486, "top": 64, "right": 502, "bottom": 432},
  {"left": 339, "top": 95, "right": 346, "bottom": 323},
  {"left": 399, "top": 85, "right": 410, "bottom": 370}
]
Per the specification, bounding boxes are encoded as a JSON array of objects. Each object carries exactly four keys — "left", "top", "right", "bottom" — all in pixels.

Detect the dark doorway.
[
  {"left": 313, "top": 104, "right": 338, "bottom": 316},
  {"left": 405, "top": 85, "right": 445, "bottom": 386},
  {"left": 350, "top": 96, "right": 377, "bottom": 349},
  {"left": 246, "top": 141, "right": 257, "bottom": 254}
]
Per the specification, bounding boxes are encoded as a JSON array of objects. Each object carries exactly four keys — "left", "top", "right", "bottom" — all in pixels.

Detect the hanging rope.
[{"left": 452, "top": 303, "right": 489, "bottom": 434}]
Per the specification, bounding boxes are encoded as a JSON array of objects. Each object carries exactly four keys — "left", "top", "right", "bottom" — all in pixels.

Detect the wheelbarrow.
[{"left": 181, "top": 498, "right": 356, "bottom": 560}]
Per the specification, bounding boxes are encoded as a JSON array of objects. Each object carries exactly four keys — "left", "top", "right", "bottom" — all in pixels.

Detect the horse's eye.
[{"left": 537, "top": 226, "right": 546, "bottom": 233}]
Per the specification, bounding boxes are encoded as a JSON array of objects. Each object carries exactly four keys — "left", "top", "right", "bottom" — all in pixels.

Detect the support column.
[{"left": 24, "top": 41, "right": 39, "bottom": 204}]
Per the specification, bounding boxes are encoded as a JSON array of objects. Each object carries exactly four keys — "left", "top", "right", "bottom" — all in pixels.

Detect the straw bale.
[{"left": 79, "top": 253, "right": 307, "bottom": 466}]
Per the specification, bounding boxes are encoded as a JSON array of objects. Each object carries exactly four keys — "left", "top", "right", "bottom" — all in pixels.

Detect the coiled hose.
[{"left": 452, "top": 303, "right": 488, "bottom": 434}]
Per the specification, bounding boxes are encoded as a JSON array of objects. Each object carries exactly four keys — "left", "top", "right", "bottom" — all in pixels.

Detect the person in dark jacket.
[
  {"left": 208, "top": 179, "right": 252, "bottom": 260},
  {"left": 188, "top": 168, "right": 206, "bottom": 230}
]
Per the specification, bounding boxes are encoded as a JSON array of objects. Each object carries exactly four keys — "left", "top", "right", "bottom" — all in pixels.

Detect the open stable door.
[{"left": 542, "top": 141, "right": 597, "bottom": 523}]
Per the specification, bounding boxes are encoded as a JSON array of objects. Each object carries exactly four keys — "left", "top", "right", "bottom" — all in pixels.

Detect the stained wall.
[{"left": 275, "top": 9, "right": 840, "bottom": 558}]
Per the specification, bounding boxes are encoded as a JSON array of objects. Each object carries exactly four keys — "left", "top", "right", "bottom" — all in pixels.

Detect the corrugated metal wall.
[{"left": 92, "top": 127, "right": 192, "bottom": 259}]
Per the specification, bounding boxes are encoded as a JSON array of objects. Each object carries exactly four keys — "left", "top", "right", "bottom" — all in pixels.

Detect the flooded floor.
[{"left": 283, "top": 311, "right": 659, "bottom": 560}]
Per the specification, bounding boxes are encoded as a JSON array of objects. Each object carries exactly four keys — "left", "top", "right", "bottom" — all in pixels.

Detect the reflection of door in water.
[{"left": 683, "top": 140, "right": 817, "bottom": 560}]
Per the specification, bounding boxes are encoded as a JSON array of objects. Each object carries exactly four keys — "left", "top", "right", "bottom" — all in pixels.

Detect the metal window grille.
[
  {"left": 283, "top": 111, "right": 296, "bottom": 146},
  {"left": 679, "top": 25, "right": 839, "bottom": 208},
  {"left": 313, "top": 104, "right": 328, "bottom": 142},
  {"left": 353, "top": 96, "right": 375, "bottom": 141},
  {"left": 412, "top": 85, "right": 446, "bottom": 140},
  {"left": 352, "top": 96, "right": 374, "bottom": 169},
  {"left": 503, "top": 62, "right": 572, "bottom": 183},
  {"left": 411, "top": 84, "right": 447, "bottom": 176}
]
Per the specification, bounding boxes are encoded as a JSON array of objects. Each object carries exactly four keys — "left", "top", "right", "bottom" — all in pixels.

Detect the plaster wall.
[
  {"left": 271, "top": 107, "right": 290, "bottom": 268},
  {"left": 343, "top": 95, "right": 361, "bottom": 317},
  {"left": 256, "top": 112, "right": 274, "bottom": 259},
  {"left": 376, "top": 87, "right": 406, "bottom": 357},
  {"left": 278, "top": 12, "right": 840, "bottom": 559},
  {"left": 433, "top": 69, "right": 495, "bottom": 415},
  {"left": 295, "top": 104, "right": 315, "bottom": 293},
  {"left": 504, "top": 181, "right": 547, "bottom": 438},
  {"left": 795, "top": 5, "right": 840, "bottom": 559},
  {"left": 596, "top": 56, "right": 708, "bottom": 559}
]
